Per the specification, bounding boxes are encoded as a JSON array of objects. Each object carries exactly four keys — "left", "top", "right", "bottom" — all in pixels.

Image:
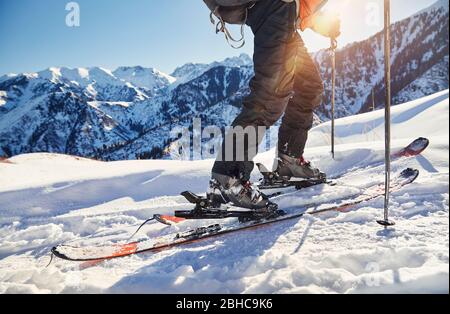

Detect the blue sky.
[{"left": 0, "top": 0, "right": 438, "bottom": 75}]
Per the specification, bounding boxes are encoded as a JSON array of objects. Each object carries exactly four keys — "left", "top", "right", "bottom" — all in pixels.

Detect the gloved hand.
[{"left": 311, "top": 12, "right": 341, "bottom": 39}]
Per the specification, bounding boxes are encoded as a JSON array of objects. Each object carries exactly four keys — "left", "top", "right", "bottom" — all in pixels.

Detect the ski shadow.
[
  {"left": 107, "top": 217, "right": 305, "bottom": 294},
  {"left": 415, "top": 155, "right": 439, "bottom": 173},
  {"left": 292, "top": 218, "right": 314, "bottom": 255}
]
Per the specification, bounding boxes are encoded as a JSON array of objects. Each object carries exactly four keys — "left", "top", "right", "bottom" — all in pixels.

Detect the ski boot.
[
  {"left": 276, "top": 153, "right": 326, "bottom": 181},
  {"left": 207, "top": 173, "right": 283, "bottom": 222},
  {"left": 208, "top": 173, "right": 274, "bottom": 210},
  {"left": 257, "top": 154, "right": 327, "bottom": 191}
]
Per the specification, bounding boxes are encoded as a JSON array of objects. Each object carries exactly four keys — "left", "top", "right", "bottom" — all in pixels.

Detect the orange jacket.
[{"left": 299, "top": 0, "right": 328, "bottom": 31}]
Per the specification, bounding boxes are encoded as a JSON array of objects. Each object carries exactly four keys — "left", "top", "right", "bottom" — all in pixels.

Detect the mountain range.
[{"left": 0, "top": 0, "right": 448, "bottom": 160}]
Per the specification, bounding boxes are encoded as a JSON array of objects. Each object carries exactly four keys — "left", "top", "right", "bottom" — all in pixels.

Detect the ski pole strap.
[{"left": 209, "top": 6, "right": 249, "bottom": 49}]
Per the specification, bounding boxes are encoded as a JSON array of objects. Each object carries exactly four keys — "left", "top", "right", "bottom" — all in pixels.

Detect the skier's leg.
[
  {"left": 209, "top": 0, "right": 299, "bottom": 209},
  {"left": 278, "top": 34, "right": 324, "bottom": 159},
  {"left": 212, "top": 0, "right": 299, "bottom": 182},
  {"left": 276, "top": 34, "right": 325, "bottom": 179}
]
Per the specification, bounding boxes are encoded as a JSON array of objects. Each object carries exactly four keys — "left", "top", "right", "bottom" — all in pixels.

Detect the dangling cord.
[
  {"left": 127, "top": 216, "right": 156, "bottom": 241},
  {"left": 210, "top": 6, "right": 250, "bottom": 49},
  {"left": 45, "top": 252, "right": 55, "bottom": 268}
]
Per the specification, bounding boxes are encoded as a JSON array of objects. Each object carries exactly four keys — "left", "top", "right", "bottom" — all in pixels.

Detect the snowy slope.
[{"left": 0, "top": 91, "right": 448, "bottom": 294}]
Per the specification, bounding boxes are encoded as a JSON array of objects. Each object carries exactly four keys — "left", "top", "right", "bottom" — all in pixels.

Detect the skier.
[{"left": 204, "top": 0, "right": 341, "bottom": 212}]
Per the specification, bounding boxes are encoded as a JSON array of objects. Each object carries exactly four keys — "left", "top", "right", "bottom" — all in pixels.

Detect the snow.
[
  {"left": 394, "top": 57, "right": 449, "bottom": 105},
  {"left": 307, "top": 90, "right": 449, "bottom": 149},
  {"left": 0, "top": 91, "right": 448, "bottom": 294},
  {"left": 0, "top": 91, "right": 6, "bottom": 106},
  {"left": 32, "top": 65, "right": 173, "bottom": 96},
  {"left": 170, "top": 53, "right": 253, "bottom": 88},
  {"left": 113, "top": 66, "right": 176, "bottom": 91}
]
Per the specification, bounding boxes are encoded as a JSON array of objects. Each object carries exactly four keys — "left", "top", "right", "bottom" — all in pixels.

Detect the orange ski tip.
[
  {"left": 113, "top": 242, "right": 138, "bottom": 257},
  {"left": 156, "top": 214, "right": 186, "bottom": 225},
  {"left": 161, "top": 215, "right": 185, "bottom": 223}
]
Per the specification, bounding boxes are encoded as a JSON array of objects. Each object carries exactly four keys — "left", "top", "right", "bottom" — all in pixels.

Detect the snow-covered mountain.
[
  {"left": 0, "top": 90, "right": 448, "bottom": 293},
  {"left": 315, "top": 0, "right": 449, "bottom": 118},
  {"left": 0, "top": 58, "right": 255, "bottom": 160},
  {"left": 170, "top": 53, "right": 252, "bottom": 87},
  {"left": 0, "top": 1, "right": 448, "bottom": 160},
  {"left": 113, "top": 66, "right": 176, "bottom": 96}
]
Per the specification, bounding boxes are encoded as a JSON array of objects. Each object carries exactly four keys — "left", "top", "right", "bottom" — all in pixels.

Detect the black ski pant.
[{"left": 212, "top": 0, "right": 324, "bottom": 181}]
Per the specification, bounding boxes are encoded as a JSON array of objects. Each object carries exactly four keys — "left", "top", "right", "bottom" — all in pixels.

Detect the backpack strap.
[{"left": 209, "top": 4, "right": 255, "bottom": 49}]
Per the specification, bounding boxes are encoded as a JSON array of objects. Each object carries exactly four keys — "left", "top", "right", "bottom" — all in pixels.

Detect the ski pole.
[
  {"left": 330, "top": 37, "right": 337, "bottom": 159},
  {"left": 378, "top": 0, "right": 395, "bottom": 227}
]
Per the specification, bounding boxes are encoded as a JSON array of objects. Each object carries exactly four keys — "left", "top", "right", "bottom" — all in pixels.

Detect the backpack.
[
  {"left": 203, "top": 0, "right": 328, "bottom": 47},
  {"left": 203, "top": 0, "right": 257, "bottom": 48}
]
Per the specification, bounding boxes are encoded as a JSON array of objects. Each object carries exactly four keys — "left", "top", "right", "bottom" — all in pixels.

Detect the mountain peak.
[
  {"left": 36, "top": 66, "right": 112, "bottom": 83},
  {"left": 220, "top": 53, "right": 252, "bottom": 67},
  {"left": 88, "top": 67, "right": 116, "bottom": 78},
  {"left": 112, "top": 66, "right": 175, "bottom": 89},
  {"left": 37, "top": 67, "right": 63, "bottom": 81},
  {"left": 170, "top": 53, "right": 252, "bottom": 86}
]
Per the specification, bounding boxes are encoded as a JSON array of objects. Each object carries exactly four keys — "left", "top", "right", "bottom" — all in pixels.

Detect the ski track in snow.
[{"left": 0, "top": 91, "right": 448, "bottom": 294}]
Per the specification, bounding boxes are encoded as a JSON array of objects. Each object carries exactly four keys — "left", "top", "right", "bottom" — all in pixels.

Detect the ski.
[
  {"left": 174, "top": 190, "right": 280, "bottom": 222},
  {"left": 256, "top": 163, "right": 329, "bottom": 191},
  {"left": 257, "top": 137, "right": 429, "bottom": 192},
  {"left": 154, "top": 137, "right": 429, "bottom": 225},
  {"left": 51, "top": 168, "right": 419, "bottom": 262},
  {"left": 392, "top": 137, "right": 429, "bottom": 158}
]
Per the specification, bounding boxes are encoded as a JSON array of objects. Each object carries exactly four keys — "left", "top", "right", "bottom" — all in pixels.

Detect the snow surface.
[{"left": 0, "top": 91, "right": 448, "bottom": 294}]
